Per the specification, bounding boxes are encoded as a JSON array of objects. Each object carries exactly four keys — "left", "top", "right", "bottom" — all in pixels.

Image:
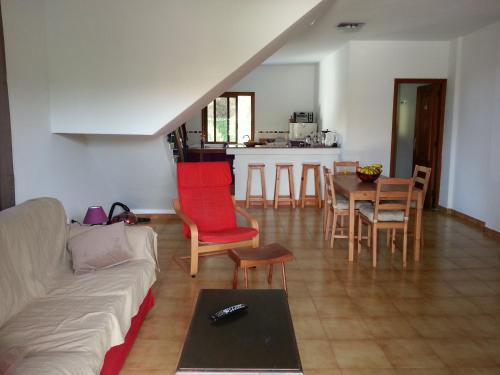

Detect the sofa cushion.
[
  {"left": 0, "top": 260, "right": 155, "bottom": 374},
  {"left": 68, "top": 224, "right": 159, "bottom": 271},
  {"left": 0, "top": 295, "right": 126, "bottom": 362},
  {"left": 68, "top": 222, "right": 134, "bottom": 275},
  {"left": 10, "top": 351, "right": 99, "bottom": 375},
  {"left": 49, "top": 259, "right": 155, "bottom": 332},
  {"left": 0, "top": 198, "right": 68, "bottom": 328}
]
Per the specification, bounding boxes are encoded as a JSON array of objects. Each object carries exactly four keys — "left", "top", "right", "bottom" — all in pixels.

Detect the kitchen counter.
[
  {"left": 226, "top": 146, "right": 340, "bottom": 154},
  {"left": 226, "top": 147, "right": 341, "bottom": 201}
]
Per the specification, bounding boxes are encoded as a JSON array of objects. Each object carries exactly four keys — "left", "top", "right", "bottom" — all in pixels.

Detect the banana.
[{"left": 358, "top": 164, "right": 382, "bottom": 175}]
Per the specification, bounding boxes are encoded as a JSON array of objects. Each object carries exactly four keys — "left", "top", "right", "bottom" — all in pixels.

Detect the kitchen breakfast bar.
[{"left": 226, "top": 147, "right": 341, "bottom": 202}]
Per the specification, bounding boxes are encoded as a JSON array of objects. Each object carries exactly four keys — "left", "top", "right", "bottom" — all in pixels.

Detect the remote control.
[{"left": 210, "top": 304, "right": 248, "bottom": 322}]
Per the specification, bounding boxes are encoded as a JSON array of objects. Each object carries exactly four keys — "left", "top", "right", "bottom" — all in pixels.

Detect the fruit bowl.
[
  {"left": 356, "top": 164, "right": 382, "bottom": 182},
  {"left": 356, "top": 170, "right": 381, "bottom": 183}
]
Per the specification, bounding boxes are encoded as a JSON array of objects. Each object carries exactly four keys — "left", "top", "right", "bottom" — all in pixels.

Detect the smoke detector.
[{"left": 336, "top": 22, "right": 365, "bottom": 32}]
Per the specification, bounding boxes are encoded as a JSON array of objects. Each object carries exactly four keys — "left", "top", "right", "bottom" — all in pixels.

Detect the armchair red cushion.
[
  {"left": 198, "top": 227, "right": 259, "bottom": 244},
  {"left": 177, "top": 162, "right": 238, "bottom": 238}
]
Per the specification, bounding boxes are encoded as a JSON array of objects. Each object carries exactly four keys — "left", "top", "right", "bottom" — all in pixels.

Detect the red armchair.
[{"left": 173, "top": 162, "right": 259, "bottom": 276}]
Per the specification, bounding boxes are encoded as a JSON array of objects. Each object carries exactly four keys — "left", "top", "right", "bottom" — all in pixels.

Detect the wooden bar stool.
[
  {"left": 245, "top": 163, "right": 267, "bottom": 208},
  {"left": 228, "top": 243, "right": 294, "bottom": 292},
  {"left": 273, "top": 163, "right": 296, "bottom": 209},
  {"left": 299, "top": 163, "right": 322, "bottom": 208}
]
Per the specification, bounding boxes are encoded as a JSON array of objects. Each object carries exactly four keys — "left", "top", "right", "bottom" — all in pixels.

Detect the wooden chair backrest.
[
  {"left": 374, "top": 178, "right": 413, "bottom": 222},
  {"left": 412, "top": 165, "right": 432, "bottom": 200},
  {"left": 325, "top": 169, "right": 340, "bottom": 207},
  {"left": 334, "top": 161, "right": 359, "bottom": 175},
  {"left": 322, "top": 166, "right": 331, "bottom": 204}
]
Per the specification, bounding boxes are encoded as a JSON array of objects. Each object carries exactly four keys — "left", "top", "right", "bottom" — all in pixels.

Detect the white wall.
[
  {"left": 185, "top": 64, "right": 318, "bottom": 145},
  {"left": 440, "top": 38, "right": 462, "bottom": 209},
  {"left": 84, "top": 135, "right": 176, "bottom": 213},
  {"left": 444, "top": 21, "right": 500, "bottom": 231},
  {"left": 2, "top": 0, "right": 111, "bottom": 220},
  {"left": 317, "top": 45, "right": 349, "bottom": 145},
  {"left": 2, "top": 0, "right": 174, "bottom": 219},
  {"left": 343, "top": 41, "right": 450, "bottom": 170},
  {"left": 491, "top": 34, "right": 500, "bottom": 232},
  {"left": 44, "top": 0, "right": 326, "bottom": 135},
  {"left": 2, "top": 0, "right": 328, "bottom": 218}
]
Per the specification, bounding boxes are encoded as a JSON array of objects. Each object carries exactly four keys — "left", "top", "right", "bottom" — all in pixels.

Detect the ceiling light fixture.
[{"left": 336, "top": 22, "right": 365, "bottom": 32}]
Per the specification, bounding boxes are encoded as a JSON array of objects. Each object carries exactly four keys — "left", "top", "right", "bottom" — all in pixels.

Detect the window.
[{"left": 202, "top": 92, "right": 254, "bottom": 144}]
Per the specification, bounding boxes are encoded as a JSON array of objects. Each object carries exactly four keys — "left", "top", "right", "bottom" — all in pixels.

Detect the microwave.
[{"left": 293, "top": 112, "right": 314, "bottom": 123}]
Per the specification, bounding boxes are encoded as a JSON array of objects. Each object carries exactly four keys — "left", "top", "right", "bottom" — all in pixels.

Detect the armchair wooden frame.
[{"left": 173, "top": 197, "right": 259, "bottom": 276}]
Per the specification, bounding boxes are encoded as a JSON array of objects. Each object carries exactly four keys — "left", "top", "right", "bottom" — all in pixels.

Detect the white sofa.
[{"left": 0, "top": 198, "right": 158, "bottom": 375}]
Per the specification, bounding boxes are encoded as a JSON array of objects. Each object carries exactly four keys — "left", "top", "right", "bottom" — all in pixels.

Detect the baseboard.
[
  {"left": 438, "top": 205, "right": 500, "bottom": 239},
  {"left": 437, "top": 206, "right": 485, "bottom": 228},
  {"left": 133, "top": 209, "right": 175, "bottom": 215},
  {"left": 484, "top": 226, "right": 500, "bottom": 241},
  {"left": 235, "top": 199, "right": 318, "bottom": 207},
  {"left": 136, "top": 213, "right": 177, "bottom": 222}
]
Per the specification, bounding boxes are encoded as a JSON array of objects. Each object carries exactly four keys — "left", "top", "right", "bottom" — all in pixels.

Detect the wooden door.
[{"left": 413, "top": 84, "right": 441, "bottom": 208}]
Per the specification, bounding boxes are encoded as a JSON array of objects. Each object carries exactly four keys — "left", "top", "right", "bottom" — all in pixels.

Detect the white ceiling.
[{"left": 266, "top": 0, "right": 500, "bottom": 64}]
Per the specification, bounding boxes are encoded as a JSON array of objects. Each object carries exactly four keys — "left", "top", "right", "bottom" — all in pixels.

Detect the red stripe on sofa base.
[{"left": 99, "top": 288, "right": 155, "bottom": 375}]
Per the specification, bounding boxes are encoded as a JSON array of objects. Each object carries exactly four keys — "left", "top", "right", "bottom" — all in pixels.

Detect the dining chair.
[
  {"left": 411, "top": 165, "right": 431, "bottom": 244},
  {"left": 412, "top": 165, "right": 432, "bottom": 207},
  {"left": 358, "top": 178, "right": 413, "bottom": 268},
  {"left": 322, "top": 166, "right": 332, "bottom": 236},
  {"left": 332, "top": 160, "right": 359, "bottom": 232},
  {"left": 325, "top": 170, "right": 368, "bottom": 248},
  {"left": 333, "top": 161, "right": 359, "bottom": 175},
  {"left": 323, "top": 167, "right": 347, "bottom": 238},
  {"left": 386, "top": 165, "right": 431, "bottom": 247}
]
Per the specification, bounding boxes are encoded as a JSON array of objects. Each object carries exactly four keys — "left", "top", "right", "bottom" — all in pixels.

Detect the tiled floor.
[{"left": 122, "top": 208, "right": 500, "bottom": 374}]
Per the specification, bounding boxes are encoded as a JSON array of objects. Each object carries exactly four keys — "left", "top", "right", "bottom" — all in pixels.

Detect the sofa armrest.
[
  {"left": 124, "top": 225, "right": 159, "bottom": 270},
  {"left": 67, "top": 223, "right": 159, "bottom": 270}
]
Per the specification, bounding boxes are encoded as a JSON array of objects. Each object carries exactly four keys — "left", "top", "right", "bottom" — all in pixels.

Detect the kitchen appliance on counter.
[
  {"left": 288, "top": 139, "right": 307, "bottom": 148},
  {"left": 289, "top": 122, "right": 318, "bottom": 140},
  {"left": 324, "top": 131, "right": 338, "bottom": 147},
  {"left": 293, "top": 112, "right": 314, "bottom": 123}
]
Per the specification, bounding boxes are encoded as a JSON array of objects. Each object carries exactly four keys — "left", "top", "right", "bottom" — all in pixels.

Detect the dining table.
[{"left": 331, "top": 174, "right": 423, "bottom": 262}]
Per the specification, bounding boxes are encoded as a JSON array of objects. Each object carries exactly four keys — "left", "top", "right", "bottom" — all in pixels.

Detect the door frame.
[{"left": 389, "top": 78, "right": 447, "bottom": 208}]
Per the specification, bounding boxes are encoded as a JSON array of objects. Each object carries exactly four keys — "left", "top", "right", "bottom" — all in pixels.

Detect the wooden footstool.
[{"left": 228, "top": 243, "right": 294, "bottom": 292}]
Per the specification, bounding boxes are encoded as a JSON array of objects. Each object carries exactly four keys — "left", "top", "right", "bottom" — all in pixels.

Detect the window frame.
[{"left": 201, "top": 92, "right": 255, "bottom": 144}]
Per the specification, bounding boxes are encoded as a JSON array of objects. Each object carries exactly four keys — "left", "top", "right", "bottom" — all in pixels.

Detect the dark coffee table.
[{"left": 176, "top": 289, "right": 303, "bottom": 374}]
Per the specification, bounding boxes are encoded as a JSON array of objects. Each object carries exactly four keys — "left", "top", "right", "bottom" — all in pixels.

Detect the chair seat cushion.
[
  {"left": 386, "top": 200, "right": 417, "bottom": 208},
  {"left": 359, "top": 204, "right": 405, "bottom": 222},
  {"left": 333, "top": 199, "right": 365, "bottom": 210},
  {"left": 198, "top": 227, "right": 259, "bottom": 243}
]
